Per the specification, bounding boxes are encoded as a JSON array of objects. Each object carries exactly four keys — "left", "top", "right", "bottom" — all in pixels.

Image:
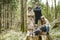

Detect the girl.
[{"left": 27, "top": 5, "right": 35, "bottom": 36}]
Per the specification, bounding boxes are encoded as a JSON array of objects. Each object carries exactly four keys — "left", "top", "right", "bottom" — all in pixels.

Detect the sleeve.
[
  {"left": 40, "top": 7, "right": 42, "bottom": 16},
  {"left": 46, "top": 26, "right": 49, "bottom": 32}
]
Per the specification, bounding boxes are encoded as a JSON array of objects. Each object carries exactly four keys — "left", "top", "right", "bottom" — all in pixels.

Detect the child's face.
[
  {"left": 35, "top": 24, "right": 38, "bottom": 28},
  {"left": 28, "top": 8, "right": 32, "bottom": 11}
]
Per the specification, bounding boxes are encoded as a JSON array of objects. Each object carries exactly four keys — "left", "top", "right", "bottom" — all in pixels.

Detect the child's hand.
[{"left": 39, "top": 30, "right": 42, "bottom": 32}]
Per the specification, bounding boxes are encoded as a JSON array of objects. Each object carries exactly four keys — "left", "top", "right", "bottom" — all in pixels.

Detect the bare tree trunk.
[
  {"left": 6, "top": 4, "right": 9, "bottom": 29},
  {"left": 58, "top": 0, "right": 60, "bottom": 17},
  {"left": 53, "top": 0, "right": 58, "bottom": 28},
  {"left": 21, "top": 0, "right": 24, "bottom": 32},
  {"left": 55, "top": 0, "right": 57, "bottom": 19},
  {"left": 24, "top": 0, "right": 27, "bottom": 32},
  {"left": 46, "top": 0, "right": 48, "bottom": 16},
  {"left": 0, "top": 3, "right": 2, "bottom": 33}
]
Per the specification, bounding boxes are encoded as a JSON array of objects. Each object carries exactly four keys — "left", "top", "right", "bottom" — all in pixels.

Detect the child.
[
  {"left": 34, "top": 24, "right": 42, "bottom": 40},
  {"left": 27, "top": 5, "right": 35, "bottom": 37},
  {"left": 34, "top": 24, "right": 41, "bottom": 35},
  {"left": 40, "top": 22, "right": 47, "bottom": 40},
  {"left": 27, "top": 29, "right": 34, "bottom": 37},
  {"left": 27, "top": 5, "right": 34, "bottom": 24},
  {"left": 40, "top": 21, "right": 47, "bottom": 34}
]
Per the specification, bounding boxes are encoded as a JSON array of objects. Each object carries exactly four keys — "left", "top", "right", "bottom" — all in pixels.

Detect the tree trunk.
[
  {"left": 24, "top": 0, "right": 27, "bottom": 32},
  {"left": 21, "top": 0, "right": 24, "bottom": 32},
  {"left": 54, "top": 0, "right": 58, "bottom": 28},
  {"left": 46, "top": 0, "right": 48, "bottom": 16},
  {"left": 0, "top": 3, "right": 2, "bottom": 33}
]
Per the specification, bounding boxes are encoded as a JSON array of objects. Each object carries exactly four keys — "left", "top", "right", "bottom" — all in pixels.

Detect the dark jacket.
[
  {"left": 33, "top": 6, "right": 42, "bottom": 19},
  {"left": 40, "top": 26, "right": 46, "bottom": 32}
]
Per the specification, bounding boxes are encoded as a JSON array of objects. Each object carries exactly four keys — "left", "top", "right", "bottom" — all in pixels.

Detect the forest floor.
[
  {"left": 0, "top": 30, "right": 27, "bottom": 40},
  {"left": 0, "top": 26, "right": 60, "bottom": 40},
  {"left": 50, "top": 26, "right": 60, "bottom": 40}
]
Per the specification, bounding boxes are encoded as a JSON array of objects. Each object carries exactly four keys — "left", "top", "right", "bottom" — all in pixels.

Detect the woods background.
[{"left": 0, "top": 0, "right": 60, "bottom": 40}]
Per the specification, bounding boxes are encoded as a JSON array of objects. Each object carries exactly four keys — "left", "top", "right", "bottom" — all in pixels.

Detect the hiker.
[
  {"left": 27, "top": 5, "right": 34, "bottom": 24},
  {"left": 34, "top": 24, "right": 41, "bottom": 35},
  {"left": 34, "top": 16, "right": 50, "bottom": 40},
  {"left": 33, "top": 2, "right": 42, "bottom": 25},
  {"left": 40, "top": 21, "right": 47, "bottom": 40},
  {"left": 40, "top": 21, "right": 47, "bottom": 35},
  {"left": 40, "top": 16, "right": 50, "bottom": 35},
  {"left": 27, "top": 5, "right": 34, "bottom": 36},
  {"left": 34, "top": 24, "right": 42, "bottom": 40}
]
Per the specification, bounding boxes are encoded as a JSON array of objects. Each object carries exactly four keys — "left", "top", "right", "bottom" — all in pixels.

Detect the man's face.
[{"left": 35, "top": 2, "right": 40, "bottom": 7}]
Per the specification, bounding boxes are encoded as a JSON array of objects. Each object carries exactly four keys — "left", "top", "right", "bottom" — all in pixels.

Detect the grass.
[
  {"left": 0, "top": 30, "right": 27, "bottom": 40},
  {"left": 50, "top": 24, "right": 60, "bottom": 40}
]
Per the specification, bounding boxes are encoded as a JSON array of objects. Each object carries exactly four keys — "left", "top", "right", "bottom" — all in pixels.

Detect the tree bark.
[
  {"left": 54, "top": 0, "right": 58, "bottom": 28},
  {"left": 24, "top": 0, "right": 27, "bottom": 32},
  {"left": 21, "top": 0, "right": 24, "bottom": 32},
  {"left": 0, "top": 3, "right": 2, "bottom": 33}
]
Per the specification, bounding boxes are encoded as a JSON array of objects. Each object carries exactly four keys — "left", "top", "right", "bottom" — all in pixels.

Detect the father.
[{"left": 33, "top": 2, "right": 42, "bottom": 25}]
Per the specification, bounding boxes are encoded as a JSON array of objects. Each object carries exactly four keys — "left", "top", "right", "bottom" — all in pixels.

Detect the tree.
[
  {"left": 53, "top": 0, "right": 58, "bottom": 28},
  {"left": 0, "top": 3, "right": 2, "bottom": 33},
  {"left": 24, "top": 0, "right": 27, "bottom": 32},
  {"left": 21, "top": 0, "right": 24, "bottom": 32},
  {"left": 20, "top": 0, "right": 27, "bottom": 32},
  {"left": 46, "top": 0, "right": 48, "bottom": 16},
  {"left": 54, "top": 0, "right": 57, "bottom": 19}
]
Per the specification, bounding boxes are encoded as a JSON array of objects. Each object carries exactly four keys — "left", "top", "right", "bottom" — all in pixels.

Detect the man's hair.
[{"left": 35, "top": 2, "right": 40, "bottom": 5}]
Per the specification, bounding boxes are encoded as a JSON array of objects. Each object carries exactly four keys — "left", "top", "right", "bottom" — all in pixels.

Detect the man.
[
  {"left": 33, "top": 2, "right": 42, "bottom": 24},
  {"left": 34, "top": 24, "right": 42, "bottom": 40}
]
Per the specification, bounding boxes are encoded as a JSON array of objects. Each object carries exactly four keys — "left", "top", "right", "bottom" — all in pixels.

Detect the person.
[
  {"left": 40, "top": 21, "right": 47, "bottom": 35},
  {"left": 34, "top": 24, "right": 41, "bottom": 35},
  {"left": 40, "top": 21, "right": 47, "bottom": 40},
  {"left": 34, "top": 24, "right": 42, "bottom": 40},
  {"left": 27, "top": 5, "right": 34, "bottom": 29},
  {"left": 33, "top": 2, "right": 42, "bottom": 24},
  {"left": 27, "top": 6, "right": 35, "bottom": 36},
  {"left": 34, "top": 21, "right": 48, "bottom": 40},
  {"left": 40, "top": 16, "right": 50, "bottom": 35}
]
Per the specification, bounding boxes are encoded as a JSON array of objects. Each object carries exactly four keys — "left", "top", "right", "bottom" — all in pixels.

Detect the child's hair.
[{"left": 28, "top": 5, "right": 32, "bottom": 10}]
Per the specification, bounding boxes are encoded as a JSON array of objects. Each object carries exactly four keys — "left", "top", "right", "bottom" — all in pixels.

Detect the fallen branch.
[{"left": 50, "top": 18, "right": 60, "bottom": 29}]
